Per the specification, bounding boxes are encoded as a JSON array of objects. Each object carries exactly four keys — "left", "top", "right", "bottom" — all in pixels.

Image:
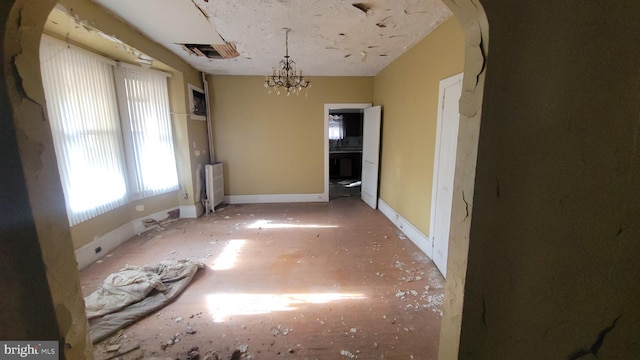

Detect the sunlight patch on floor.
[
  {"left": 247, "top": 219, "right": 338, "bottom": 229},
  {"left": 205, "top": 292, "right": 367, "bottom": 323},
  {"left": 210, "top": 239, "right": 246, "bottom": 270}
]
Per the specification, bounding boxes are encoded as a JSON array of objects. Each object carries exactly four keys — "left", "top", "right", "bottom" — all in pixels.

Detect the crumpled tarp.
[{"left": 85, "top": 259, "right": 204, "bottom": 343}]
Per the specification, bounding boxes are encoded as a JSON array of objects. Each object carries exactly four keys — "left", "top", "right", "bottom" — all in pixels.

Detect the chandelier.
[{"left": 264, "top": 28, "right": 311, "bottom": 96}]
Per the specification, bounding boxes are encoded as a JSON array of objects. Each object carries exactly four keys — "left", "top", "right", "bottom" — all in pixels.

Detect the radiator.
[{"left": 204, "top": 162, "right": 224, "bottom": 213}]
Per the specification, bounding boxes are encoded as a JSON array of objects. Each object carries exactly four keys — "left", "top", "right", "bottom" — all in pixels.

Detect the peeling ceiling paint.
[{"left": 90, "top": 0, "right": 451, "bottom": 76}]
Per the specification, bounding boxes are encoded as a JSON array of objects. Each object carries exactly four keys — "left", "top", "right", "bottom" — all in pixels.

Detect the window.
[
  {"left": 329, "top": 114, "right": 345, "bottom": 140},
  {"left": 114, "top": 66, "right": 179, "bottom": 199},
  {"left": 40, "top": 35, "right": 179, "bottom": 226}
]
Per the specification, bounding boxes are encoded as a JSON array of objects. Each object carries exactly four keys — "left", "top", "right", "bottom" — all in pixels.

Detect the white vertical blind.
[
  {"left": 114, "top": 65, "right": 179, "bottom": 198},
  {"left": 40, "top": 37, "right": 128, "bottom": 226}
]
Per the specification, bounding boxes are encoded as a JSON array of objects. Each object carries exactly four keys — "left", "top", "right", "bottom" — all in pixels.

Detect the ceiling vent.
[{"left": 179, "top": 43, "right": 239, "bottom": 59}]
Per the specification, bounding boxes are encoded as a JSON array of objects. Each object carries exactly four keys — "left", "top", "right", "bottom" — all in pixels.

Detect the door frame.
[
  {"left": 429, "top": 72, "right": 463, "bottom": 276},
  {"left": 323, "top": 103, "right": 372, "bottom": 201}
]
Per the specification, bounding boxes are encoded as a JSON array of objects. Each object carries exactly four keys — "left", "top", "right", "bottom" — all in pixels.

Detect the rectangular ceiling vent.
[{"left": 179, "top": 43, "right": 239, "bottom": 59}]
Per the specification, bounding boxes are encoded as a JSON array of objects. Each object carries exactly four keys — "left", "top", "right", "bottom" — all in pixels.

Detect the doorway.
[
  {"left": 323, "top": 103, "right": 381, "bottom": 208},
  {"left": 324, "top": 103, "right": 370, "bottom": 202},
  {"left": 328, "top": 109, "right": 364, "bottom": 200}
]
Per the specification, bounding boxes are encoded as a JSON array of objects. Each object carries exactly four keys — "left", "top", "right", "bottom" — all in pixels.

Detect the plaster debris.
[
  {"left": 340, "top": 349, "right": 357, "bottom": 358},
  {"left": 271, "top": 324, "right": 292, "bottom": 336},
  {"left": 350, "top": 328, "right": 357, "bottom": 333},
  {"left": 238, "top": 344, "right": 249, "bottom": 353},
  {"left": 186, "top": 326, "right": 198, "bottom": 335},
  {"left": 143, "top": 218, "right": 163, "bottom": 230}
]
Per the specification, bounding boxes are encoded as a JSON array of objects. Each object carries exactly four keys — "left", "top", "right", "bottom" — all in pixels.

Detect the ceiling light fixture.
[{"left": 264, "top": 28, "right": 311, "bottom": 96}]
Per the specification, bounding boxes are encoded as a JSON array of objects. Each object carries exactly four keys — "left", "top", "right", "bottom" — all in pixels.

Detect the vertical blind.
[
  {"left": 40, "top": 35, "right": 179, "bottom": 226},
  {"left": 115, "top": 65, "right": 179, "bottom": 199},
  {"left": 40, "top": 37, "right": 128, "bottom": 226}
]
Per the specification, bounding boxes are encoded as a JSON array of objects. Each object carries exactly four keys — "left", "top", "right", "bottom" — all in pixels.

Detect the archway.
[
  {"left": 435, "top": 1, "right": 487, "bottom": 358},
  {"left": 1, "top": 1, "right": 488, "bottom": 358}
]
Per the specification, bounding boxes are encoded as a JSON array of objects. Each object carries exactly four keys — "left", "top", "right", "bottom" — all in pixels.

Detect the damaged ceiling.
[{"left": 90, "top": 0, "right": 452, "bottom": 76}]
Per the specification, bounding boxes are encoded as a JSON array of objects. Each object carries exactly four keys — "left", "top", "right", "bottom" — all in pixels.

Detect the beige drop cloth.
[{"left": 85, "top": 259, "right": 203, "bottom": 343}]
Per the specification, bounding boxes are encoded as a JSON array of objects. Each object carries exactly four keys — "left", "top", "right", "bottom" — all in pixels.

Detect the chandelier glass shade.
[{"left": 264, "top": 28, "right": 310, "bottom": 96}]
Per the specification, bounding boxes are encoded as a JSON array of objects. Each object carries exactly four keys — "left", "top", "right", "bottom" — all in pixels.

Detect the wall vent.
[{"left": 179, "top": 43, "right": 239, "bottom": 59}]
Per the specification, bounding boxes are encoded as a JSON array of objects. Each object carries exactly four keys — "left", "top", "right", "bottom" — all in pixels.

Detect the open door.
[
  {"left": 361, "top": 106, "right": 381, "bottom": 209},
  {"left": 431, "top": 73, "right": 463, "bottom": 277}
]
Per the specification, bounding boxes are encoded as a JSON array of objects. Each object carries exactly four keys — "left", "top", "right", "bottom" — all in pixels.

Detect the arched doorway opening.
[{"left": 1, "top": 1, "right": 488, "bottom": 358}]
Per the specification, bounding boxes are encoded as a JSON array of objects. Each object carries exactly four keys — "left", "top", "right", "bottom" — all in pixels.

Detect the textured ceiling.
[{"left": 91, "top": 0, "right": 451, "bottom": 76}]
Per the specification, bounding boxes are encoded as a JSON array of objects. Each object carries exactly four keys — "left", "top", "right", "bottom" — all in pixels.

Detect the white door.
[
  {"left": 431, "top": 73, "right": 463, "bottom": 277},
  {"left": 361, "top": 106, "right": 382, "bottom": 209}
]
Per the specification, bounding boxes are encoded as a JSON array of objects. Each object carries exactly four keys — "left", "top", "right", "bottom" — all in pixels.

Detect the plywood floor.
[{"left": 80, "top": 198, "right": 445, "bottom": 360}]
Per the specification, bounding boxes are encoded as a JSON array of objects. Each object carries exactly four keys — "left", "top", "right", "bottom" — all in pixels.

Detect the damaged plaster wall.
[
  {"left": 208, "top": 76, "right": 373, "bottom": 197},
  {"left": 3, "top": 0, "right": 92, "bottom": 358},
  {"left": 454, "top": 0, "right": 640, "bottom": 358},
  {"left": 436, "top": 0, "right": 487, "bottom": 358}
]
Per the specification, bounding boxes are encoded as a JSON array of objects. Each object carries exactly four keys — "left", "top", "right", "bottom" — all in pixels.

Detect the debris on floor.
[
  {"left": 86, "top": 259, "right": 204, "bottom": 343},
  {"left": 340, "top": 349, "right": 358, "bottom": 358},
  {"left": 271, "top": 324, "right": 292, "bottom": 336},
  {"left": 81, "top": 202, "right": 446, "bottom": 359}
]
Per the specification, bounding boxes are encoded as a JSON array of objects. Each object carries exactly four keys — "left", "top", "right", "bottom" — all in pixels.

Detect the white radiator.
[{"left": 204, "top": 162, "right": 224, "bottom": 213}]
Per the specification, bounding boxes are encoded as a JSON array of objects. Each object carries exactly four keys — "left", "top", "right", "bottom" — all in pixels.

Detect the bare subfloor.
[{"left": 80, "top": 198, "right": 444, "bottom": 360}]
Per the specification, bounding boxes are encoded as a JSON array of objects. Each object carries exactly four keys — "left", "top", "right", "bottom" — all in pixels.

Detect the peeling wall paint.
[
  {"left": 1, "top": 0, "right": 210, "bottom": 358},
  {"left": 3, "top": 1, "right": 93, "bottom": 358},
  {"left": 436, "top": 1, "right": 487, "bottom": 359}
]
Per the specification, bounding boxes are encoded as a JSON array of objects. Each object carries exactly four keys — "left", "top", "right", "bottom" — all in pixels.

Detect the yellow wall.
[
  {"left": 374, "top": 18, "right": 464, "bottom": 235},
  {"left": 208, "top": 76, "right": 373, "bottom": 195},
  {"left": 50, "top": 0, "right": 208, "bottom": 249},
  {"left": 69, "top": 192, "right": 177, "bottom": 249}
]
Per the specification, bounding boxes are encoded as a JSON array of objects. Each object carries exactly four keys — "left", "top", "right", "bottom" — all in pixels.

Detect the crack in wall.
[
  {"left": 475, "top": 29, "right": 486, "bottom": 88},
  {"left": 352, "top": 3, "right": 372, "bottom": 15},
  {"left": 462, "top": 190, "right": 469, "bottom": 220},
  {"left": 481, "top": 296, "right": 488, "bottom": 329},
  {"left": 567, "top": 315, "right": 621, "bottom": 360}
]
